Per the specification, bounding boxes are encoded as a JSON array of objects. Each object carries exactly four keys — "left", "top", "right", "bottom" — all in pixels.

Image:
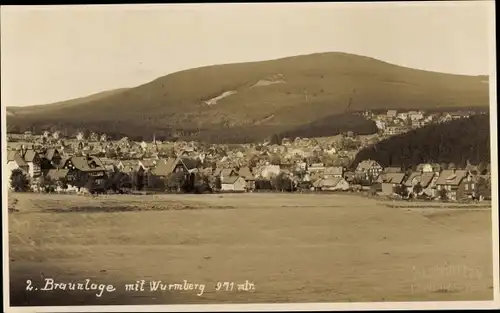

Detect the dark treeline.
[
  {"left": 352, "top": 114, "right": 491, "bottom": 169},
  {"left": 7, "top": 113, "right": 377, "bottom": 144}
]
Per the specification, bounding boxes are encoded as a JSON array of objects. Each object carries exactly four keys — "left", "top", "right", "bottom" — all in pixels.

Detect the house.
[
  {"left": 439, "top": 113, "right": 453, "bottom": 123},
  {"left": 385, "top": 126, "right": 405, "bottom": 136},
  {"left": 375, "top": 167, "right": 402, "bottom": 183},
  {"left": 238, "top": 167, "right": 256, "bottom": 191},
  {"left": 354, "top": 159, "right": 383, "bottom": 182},
  {"left": 294, "top": 161, "right": 308, "bottom": 172},
  {"left": 324, "top": 146, "right": 337, "bottom": 155},
  {"left": 286, "top": 148, "right": 309, "bottom": 158},
  {"left": 409, "top": 111, "right": 424, "bottom": 121},
  {"left": 411, "top": 120, "right": 425, "bottom": 128},
  {"left": 313, "top": 177, "right": 350, "bottom": 191},
  {"left": 214, "top": 168, "right": 238, "bottom": 182},
  {"left": 375, "top": 120, "right": 386, "bottom": 131},
  {"left": 43, "top": 148, "right": 63, "bottom": 166},
  {"left": 152, "top": 157, "right": 199, "bottom": 178},
  {"left": 387, "top": 110, "right": 397, "bottom": 118},
  {"left": 461, "top": 172, "right": 482, "bottom": 200},
  {"left": 38, "top": 147, "right": 63, "bottom": 174},
  {"left": 282, "top": 138, "right": 292, "bottom": 146},
  {"left": 6, "top": 150, "right": 29, "bottom": 180},
  {"left": 116, "top": 160, "right": 139, "bottom": 174},
  {"left": 380, "top": 172, "right": 406, "bottom": 195},
  {"left": 15, "top": 146, "right": 42, "bottom": 179},
  {"left": 403, "top": 171, "right": 437, "bottom": 198},
  {"left": 435, "top": 169, "right": 470, "bottom": 201},
  {"left": 151, "top": 156, "right": 199, "bottom": 189},
  {"left": 221, "top": 176, "right": 246, "bottom": 192},
  {"left": 60, "top": 155, "right": 106, "bottom": 189},
  {"left": 450, "top": 112, "right": 468, "bottom": 120},
  {"left": 323, "top": 166, "right": 343, "bottom": 179},
  {"left": 138, "top": 159, "right": 157, "bottom": 171},
  {"left": 397, "top": 112, "right": 409, "bottom": 120},
  {"left": 308, "top": 163, "right": 325, "bottom": 174}
]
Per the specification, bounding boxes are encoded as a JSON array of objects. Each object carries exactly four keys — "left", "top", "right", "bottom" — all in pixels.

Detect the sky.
[{"left": 0, "top": 1, "right": 495, "bottom": 107}]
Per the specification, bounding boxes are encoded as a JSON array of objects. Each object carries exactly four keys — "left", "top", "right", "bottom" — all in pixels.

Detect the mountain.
[
  {"left": 6, "top": 88, "right": 130, "bottom": 116},
  {"left": 6, "top": 52, "right": 489, "bottom": 143},
  {"left": 352, "top": 114, "right": 491, "bottom": 169}
]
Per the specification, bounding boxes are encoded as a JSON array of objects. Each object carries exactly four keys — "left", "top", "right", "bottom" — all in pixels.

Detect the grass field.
[{"left": 7, "top": 192, "right": 494, "bottom": 306}]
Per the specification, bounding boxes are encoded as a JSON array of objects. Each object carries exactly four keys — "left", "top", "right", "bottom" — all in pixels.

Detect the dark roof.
[
  {"left": 238, "top": 167, "right": 255, "bottom": 181},
  {"left": 59, "top": 156, "right": 71, "bottom": 169},
  {"left": 179, "top": 157, "right": 199, "bottom": 170},
  {"left": 8, "top": 151, "right": 27, "bottom": 167},
  {"left": 7, "top": 150, "right": 17, "bottom": 162},
  {"left": 46, "top": 169, "right": 69, "bottom": 180},
  {"left": 221, "top": 175, "right": 242, "bottom": 184},
  {"left": 22, "top": 149, "right": 38, "bottom": 162},
  {"left": 221, "top": 168, "right": 236, "bottom": 177},
  {"left": 316, "top": 177, "right": 345, "bottom": 187},
  {"left": 67, "top": 156, "right": 105, "bottom": 172},
  {"left": 404, "top": 172, "right": 435, "bottom": 188},
  {"left": 381, "top": 172, "right": 406, "bottom": 184},
  {"left": 435, "top": 170, "right": 468, "bottom": 186},
  {"left": 151, "top": 157, "right": 177, "bottom": 176},
  {"left": 44, "top": 148, "right": 60, "bottom": 161},
  {"left": 384, "top": 167, "right": 402, "bottom": 173}
]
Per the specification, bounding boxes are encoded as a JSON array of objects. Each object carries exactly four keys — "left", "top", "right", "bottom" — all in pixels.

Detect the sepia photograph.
[{"left": 1, "top": 1, "right": 498, "bottom": 311}]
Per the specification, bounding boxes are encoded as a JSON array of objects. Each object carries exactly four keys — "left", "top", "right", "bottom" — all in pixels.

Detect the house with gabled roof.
[
  {"left": 308, "top": 163, "right": 325, "bottom": 174},
  {"left": 16, "top": 146, "right": 42, "bottom": 178},
  {"left": 37, "top": 147, "right": 63, "bottom": 174},
  {"left": 238, "top": 166, "right": 256, "bottom": 191},
  {"left": 60, "top": 155, "right": 106, "bottom": 189},
  {"left": 221, "top": 175, "right": 246, "bottom": 192},
  {"left": 387, "top": 110, "right": 398, "bottom": 118},
  {"left": 403, "top": 171, "right": 438, "bottom": 198},
  {"left": 380, "top": 172, "right": 407, "bottom": 195},
  {"left": 313, "top": 177, "right": 350, "bottom": 191},
  {"left": 435, "top": 169, "right": 470, "bottom": 201},
  {"left": 150, "top": 156, "right": 200, "bottom": 189},
  {"left": 354, "top": 159, "right": 383, "bottom": 183},
  {"left": 117, "top": 160, "right": 140, "bottom": 174},
  {"left": 323, "top": 166, "right": 343, "bottom": 179},
  {"left": 6, "top": 150, "right": 29, "bottom": 179}
]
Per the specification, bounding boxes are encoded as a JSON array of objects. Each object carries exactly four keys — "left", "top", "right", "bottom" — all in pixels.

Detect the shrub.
[
  {"left": 10, "top": 169, "right": 30, "bottom": 192},
  {"left": 438, "top": 188, "right": 448, "bottom": 200}
]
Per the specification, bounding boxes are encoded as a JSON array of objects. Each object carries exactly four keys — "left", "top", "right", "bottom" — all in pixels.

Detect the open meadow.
[{"left": 7, "top": 192, "right": 494, "bottom": 306}]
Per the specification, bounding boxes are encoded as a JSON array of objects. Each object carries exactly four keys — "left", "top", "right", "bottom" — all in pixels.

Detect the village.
[{"left": 6, "top": 109, "right": 491, "bottom": 202}]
